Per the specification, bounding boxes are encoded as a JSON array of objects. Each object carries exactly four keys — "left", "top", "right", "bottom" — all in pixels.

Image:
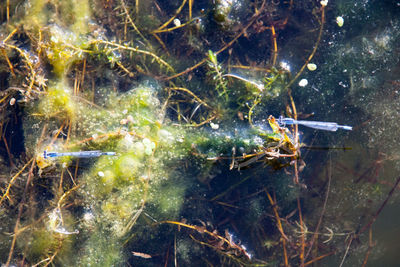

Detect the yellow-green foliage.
[
  {"left": 78, "top": 231, "right": 122, "bottom": 266},
  {"left": 154, "top": 182, "right": 186, "bottom": 217},
  {"left": 24, "top": 228, "right": 56, "bottom": 260},
  {"left": 19, "top": 226, "right": 74, "bottom": 265},
  {"left": 70, "top": 0, "right": 91, "bottom": 34},
  {"left": 38, "top": 79, "right": 76, "bottom": 120},
  {"left": 114, "top": 153, "right": 141, "bottom": 182},
  {"left": 70, "top": 83, "right": 190, "bottom": 242},
  {"left": 21, "top": 0, "right": 91, "bottom": 77},
  {"left": 23, "top": 0, "right": 91, "bottom": 32},
  {"left": 22, "top": 0, "right": 47, "bottom": 27},
  {"left": 46, "top": 25, "right": 87, "bottom": 77}
]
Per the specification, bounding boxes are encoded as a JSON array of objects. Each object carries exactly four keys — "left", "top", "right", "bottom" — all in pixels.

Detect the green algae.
[{"left": 38, "top": 79, "right": 76, "bottom": 119}]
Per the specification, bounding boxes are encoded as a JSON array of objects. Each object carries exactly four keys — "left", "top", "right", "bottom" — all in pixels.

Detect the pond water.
[{"left": 0, "top": 0, "right": 399, "bottom": 266}]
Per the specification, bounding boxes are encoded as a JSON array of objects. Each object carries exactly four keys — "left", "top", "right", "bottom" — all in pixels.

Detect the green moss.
[
  {"left": 71, "top": 0, "right": 91, "bottom": 34},
  {"left": 18, "top": 222, "right": 76, "bottom": 265},
  {"left": 77, "top": 230, "right": 122, "bottom": 266},
  {"left": 46, "top": 25, "right": 87, "bottom": 77},
  {"left": 25, "top": 228, "right": 56, "bottom": 260},
  {"left": 23, "top": 0, "right": 47, "bottom": 28},
  {"left": 154, "top": 182, "right": 186, "bottom": 218},
  {"left": 114, "top": 154, "right": 141, "bottom": 182},
  {"left": 38, "top": 79, "right": 76, "bottom": 120}
]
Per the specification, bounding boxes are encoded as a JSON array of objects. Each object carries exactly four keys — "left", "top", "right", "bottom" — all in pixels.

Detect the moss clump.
[
  {"left": 152, "top": 181, "right": 187, "bottom": 218},
  {"left": 38, "top": 79, "right": 76, "bottom": 120},
  {"left": 77, "top": 230, "right": 122, "bottom": 266}
]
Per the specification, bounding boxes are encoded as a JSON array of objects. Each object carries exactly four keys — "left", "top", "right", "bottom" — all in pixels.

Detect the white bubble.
[
  {"left": 83, "top": 211, "right": 95, "bottom": 222},
  {"left": 173, "top": 18, "right": 181, "bottom": 27},
  {"left": 336, "top": 16, "right": 344, "bottom": 27},
  {"left": 307, "top": 63, "right": 317, "bottom": 71},
  {"left": 298, "top": 79, "right": 308, "bottom": 87},
  {"left": 279, "top": 61, "right": 291, "bottom": 72},
  {"left": 210, "top": 122, "right": 219, "bottom": 130}
]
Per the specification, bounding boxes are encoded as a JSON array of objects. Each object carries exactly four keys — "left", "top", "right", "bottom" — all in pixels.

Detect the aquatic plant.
[{"left": 1, "top": 0, "right": 398, "bottom": 266}]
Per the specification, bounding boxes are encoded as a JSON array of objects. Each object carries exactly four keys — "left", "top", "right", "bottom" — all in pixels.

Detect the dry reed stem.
[
  {"left": 188, "top": 113, "right": 218, "bottom": 127},
  {"left": 167, "top": 87, "right": 212, "bottom": 109},
  {"left": 304, "top": 251, "right": 335, "bottom": 266},
  {"left": 1, "top": 49, "right": 16, "bottom": 77},
  {"left": 297, "top": 197, "right": 305, "bottom": 266},
  {"left": 6, "top": 125, "right": 48, "bottom": 266},
  {"left": 358, "top": 175, "right": 400, "bottom": 235},
  {"left": 189, "top": 0, "right": 193, "bottom": 20},
  {"left": 151, "top": 33, "right": 169, "bottom": 55},
  {"left": 1, "top": 131, "right": 15, "bottom": 168},
  {"left": 230, "top": 64, "right": 273, "bottom": 72},
  {"left": 361, "top": 228, "right": 374, "bottom": 267},
  {"left": 6, "top": 0, "right": 10, "bottom": 22},
  {"left": 265, "top": 190, "right": 289, "bottom": 266},
  {"left": 270, "top": 25, "right": 278, "bottom": 66}
]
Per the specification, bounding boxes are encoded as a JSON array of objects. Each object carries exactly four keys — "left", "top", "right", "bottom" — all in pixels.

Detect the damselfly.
[
  {"left": 278, "top": 116, "right": 352, "bottom": 131},
  {"left": 43, "top": 150, "right": 116, "bottom": 159}
]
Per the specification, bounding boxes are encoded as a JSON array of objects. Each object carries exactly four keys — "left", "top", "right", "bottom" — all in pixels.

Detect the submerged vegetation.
[{"left": 0, "top": 0, "right": 399, "bottom": 266}]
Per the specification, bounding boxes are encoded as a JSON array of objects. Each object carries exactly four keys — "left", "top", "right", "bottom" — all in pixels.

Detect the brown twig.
[
  {"left": 270, "top": 25, "right": 278, "bottom": 66},
  {"left": 287, "top": 88, "right": 300, "bottom": 184},
  {"left": 304, "top": 251, "right": 335, "bottom": 266},
  {"left": 265, "top": 189, "right": 289, "bottom": 267},
  {"left": 167, "top": 86, "right": 212, "bottom": 109},
  {"left": 2, "top": 131, "right": 15, "bottom": 168},
  {"left": 361, "top": 228, "right": 374, "bottom": 267},
  {"left": 120, "top": 0, "right": 150, "bottom": 46},
  {"left": 297, "top": 197, "right": 305, "bottom": 266}
]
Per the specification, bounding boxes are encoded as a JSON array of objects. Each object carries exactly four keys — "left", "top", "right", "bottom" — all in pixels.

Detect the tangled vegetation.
[{"left": 0, "top": 0, "right": 398, "bottom": 266}]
